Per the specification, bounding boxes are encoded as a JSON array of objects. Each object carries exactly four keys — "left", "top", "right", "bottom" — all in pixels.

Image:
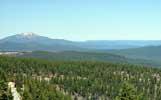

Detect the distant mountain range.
[
  {"left": 0, "top": 33, "right": 161, "bottom": 67},
  {"left": 0, "top": 32, "right": 161, "bottom": 51},
  {"left": 78, "top": 40, "right": 161, "bottom": 50}
]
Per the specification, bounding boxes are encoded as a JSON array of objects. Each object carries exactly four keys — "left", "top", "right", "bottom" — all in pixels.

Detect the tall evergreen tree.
[
  {"left": 115, "top": 82, "right": 139, "bottom": 100},
  {"left": 0, "top": 80, "right": 13, "bottom": 100}
]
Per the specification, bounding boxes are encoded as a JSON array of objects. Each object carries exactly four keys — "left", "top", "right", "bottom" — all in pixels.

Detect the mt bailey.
[{"left": 0, "top": 32, "right": 80, "bottom": 51}]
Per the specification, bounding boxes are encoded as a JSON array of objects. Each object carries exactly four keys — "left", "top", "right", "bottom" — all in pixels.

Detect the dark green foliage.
[
  {"left": 18, "top": 51, "right": 161, "bottom": 67},
  {"left": 21, "top": 78, "right": 71, "bottom": 100},
  {"left": 0, "top": 56, "right": 161, "bottom": 99},
  {"left": 18, "top": 51, "right": 127, "bottom": 63},
  {"left": 0, "top": 80, "right": 13, "bottom": 100},
  {"left": 115, "top": 82, "right": 139, "bottom": 100}
]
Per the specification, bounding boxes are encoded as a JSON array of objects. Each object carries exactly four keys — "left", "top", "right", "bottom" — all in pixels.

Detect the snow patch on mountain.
[{"left": 19, "top": 32, "right": 36, "bottom": 38}]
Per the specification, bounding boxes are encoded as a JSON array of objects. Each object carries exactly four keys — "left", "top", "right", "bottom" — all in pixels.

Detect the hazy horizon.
[
  {"left": 0, "top": 32, "right": 161, "bottom": 42},
  {"left": 0, "top": 0, "right": 161, "bottom": 41}
]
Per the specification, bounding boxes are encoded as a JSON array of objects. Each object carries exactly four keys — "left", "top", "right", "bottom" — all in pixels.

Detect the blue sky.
[{"left": 0, "top": 0, "right": 161, "bottom": 41}]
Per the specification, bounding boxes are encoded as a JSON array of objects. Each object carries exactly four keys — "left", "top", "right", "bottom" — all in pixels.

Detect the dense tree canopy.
[{"left": 0, "top": 56, "right": 161, "bottom": 100}]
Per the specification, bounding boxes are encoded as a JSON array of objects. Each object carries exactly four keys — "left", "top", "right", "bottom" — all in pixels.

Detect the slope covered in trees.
[
  {"left": 108, "top": 45, "right": 161, "bottom": 62},
  {"left": 0, "top": 70, "right": 13, "bottom": 100},
  {"left": 0, "top": 56, "right": 161, "bottom": 100},
  {"left": 17, "top": 51, "right": 161, "bottom": 67},
  {"left": 18, "top": 51, "right": 127, "bottom": 63}
]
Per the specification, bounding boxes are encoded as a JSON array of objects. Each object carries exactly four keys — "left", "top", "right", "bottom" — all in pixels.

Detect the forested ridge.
[
  {"left": 0, "top": 56, "right": 161, "bottom": 100},
  {"left": 17, "top": 51, "right": 161, "bottom": 67}
]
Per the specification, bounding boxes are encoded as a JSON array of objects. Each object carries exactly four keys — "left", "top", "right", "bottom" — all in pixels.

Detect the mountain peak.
[
  {"left": 18, "top": 32, "right": 37, "bottom": 39},
  {"left": 19, "top": 32, "right": 36, "bottom": 38}
]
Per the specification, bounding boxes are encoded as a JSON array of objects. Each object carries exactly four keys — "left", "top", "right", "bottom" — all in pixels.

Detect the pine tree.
[
  {"left": 115, "top": 82, "right": 139, "bottom": 100},
  {"left": 0, "top": 80, "right": 13, "bottom": 100}
]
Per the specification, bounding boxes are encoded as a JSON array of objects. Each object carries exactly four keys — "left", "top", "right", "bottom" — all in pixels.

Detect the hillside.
[
  {"left": 0, "top": 56, "right": 161, "bottom": 99},
  {"left": 108, "top": 45, "right": 161, "bottom": 62},
  {"left": 15, "top": 51, "right": 161, "bottom": 67},
  {"left": 18, "top": 51, "right": 127, "bottom": 63}
]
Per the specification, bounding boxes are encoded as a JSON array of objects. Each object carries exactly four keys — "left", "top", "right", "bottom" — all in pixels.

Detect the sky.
[{"left": 0, "top": 0, "right": 161, "bottom": 41}]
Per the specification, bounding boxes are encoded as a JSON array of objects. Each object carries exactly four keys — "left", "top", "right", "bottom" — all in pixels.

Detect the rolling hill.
[
  {"left": 16, "top": 51, "right": 161, "bottom": 67},
  {"left": 108, "top": 45, "right": 161, "bottom": 62},
  {"left": 17, "top": 51, "right": 128, "bottom": 63}
]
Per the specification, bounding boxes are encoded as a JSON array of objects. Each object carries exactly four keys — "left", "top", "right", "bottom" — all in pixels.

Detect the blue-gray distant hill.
[
  {"left": 0, "top": 33, "right": 82, "bottom": 51},
  {"left": 0, "top": 32, "right": 161, "bottom": 51},
  {"left": 78, "top": 40, "right": 161, "bottom": 49}
]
